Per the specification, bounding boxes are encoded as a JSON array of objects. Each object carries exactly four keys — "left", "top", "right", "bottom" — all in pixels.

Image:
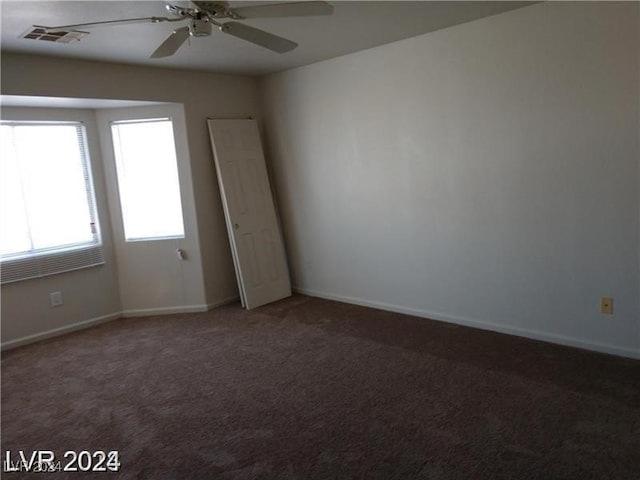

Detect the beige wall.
[
  {"left": 1, "top": 107, "right": 121, "bottom": 345},
  {"left": 260, "top": 2, "right": 640, "bottom": 358},
  {"left": 96, "top": 103, "right": 207, "bottom": 315},
  {"left": 0, "top": 52, "right": 259, "bottom": 343},
  {"left": 1, "top": 54, "right": 261, "bottom": 324}
]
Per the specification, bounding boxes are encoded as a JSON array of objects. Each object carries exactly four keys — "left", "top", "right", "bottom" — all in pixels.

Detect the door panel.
[{"left": 207, "top": 119, "right": 291, "bottom": 309}]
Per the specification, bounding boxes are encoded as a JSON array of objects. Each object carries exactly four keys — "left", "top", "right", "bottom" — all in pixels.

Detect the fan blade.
[
  {"left": 220, "top": 22, "right": 297, "bottom": 53},
  {"left": 151, "top": 26, "right": 191, "bottom": 58},
  {"left": 231, "top": 1, "right": 333, "bottom": 19},
  {"left": 40, "top": 17, "right": 182, "bottom": 32}
]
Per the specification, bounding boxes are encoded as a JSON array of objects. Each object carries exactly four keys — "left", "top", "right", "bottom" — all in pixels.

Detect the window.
[
  {"left": 110, "top": 118, "right": 185, "bottom": 241},
  {"left": 0, "top": 121, "right": 103, "bottom": 283}
]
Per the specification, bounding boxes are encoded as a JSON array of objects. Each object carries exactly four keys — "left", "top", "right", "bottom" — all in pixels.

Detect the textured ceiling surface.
[{"left": 0, "top": 1, "right": 535, "bottom": 75}]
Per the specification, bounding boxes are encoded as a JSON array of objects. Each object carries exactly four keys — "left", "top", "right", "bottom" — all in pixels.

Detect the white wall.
[
  {"left": 260, "top": 2, "right": 640, "bottom": 358},
  {"left": 1, "top": 107, "right": 121, "bottom": 347},
  {"left": 1, "top": 54, "right": 261, "bottom": 317}
]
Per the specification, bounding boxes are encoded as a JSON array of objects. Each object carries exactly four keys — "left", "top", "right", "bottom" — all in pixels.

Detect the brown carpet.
[{"left": 2, "top": 294, "right": 639, "bottom": 479}]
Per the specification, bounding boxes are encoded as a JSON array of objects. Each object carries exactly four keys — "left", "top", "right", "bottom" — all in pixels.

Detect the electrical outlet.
[
  {"left": 600, "top": 297, "right": 613, "bottom": 315},
  {"left": 50, "top": 291, "right": 63, "bottom": 307}
]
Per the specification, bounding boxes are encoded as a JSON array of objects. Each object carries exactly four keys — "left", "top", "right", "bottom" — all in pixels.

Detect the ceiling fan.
[{"left": 33, "top": 1, "right": 334, "bottom": 58}]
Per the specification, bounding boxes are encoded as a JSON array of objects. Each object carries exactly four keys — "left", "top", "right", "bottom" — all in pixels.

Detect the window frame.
[
  {"left": 0, "top": 120, "right": 104, "bottom": 284},
  {"left": 109, "top": 116, "right": 186, "bottom": 242}
]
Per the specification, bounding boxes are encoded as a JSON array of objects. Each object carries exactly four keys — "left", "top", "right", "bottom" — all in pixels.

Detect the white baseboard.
[
  {"left": 122, "top": 296, "right": 240, "bottom": 317},
  {"left": 122, "top": 304, "right": 210, "bottom": 317},
  {"left": 122, "top": 296, "right": 241, "bottom": 317},
  {"left": 292, "top": 287, "right": 640, "bottom": 360},
  {"left": 2, "top": 298, "right": 243, "bottom": 350},
  {"left": 1, "top": 312, "right": 121, "bottom": 351},
  {"left": 207, "top": 295, "right": 241, "bottom": 310},
  {"left": 5, "top": 290, "right": 635, "bottom": 360}
]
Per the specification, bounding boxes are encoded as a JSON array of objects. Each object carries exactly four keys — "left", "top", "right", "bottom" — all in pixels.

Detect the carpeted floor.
[{"left": 2, "top": 294, "right": 639, "bottom": 479}]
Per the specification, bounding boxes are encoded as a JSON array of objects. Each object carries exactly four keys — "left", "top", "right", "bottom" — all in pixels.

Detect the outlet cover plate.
[
  {"left": 50, "top": 291, "right": 63, "bottom": 307},
  {"left": 600, "top": 297, "right": 613, "bottom": 315}
]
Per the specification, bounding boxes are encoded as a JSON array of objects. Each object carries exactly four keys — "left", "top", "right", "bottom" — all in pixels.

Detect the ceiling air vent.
[{"left": 22, "top": 26, "right": 88, "bottom": 43}]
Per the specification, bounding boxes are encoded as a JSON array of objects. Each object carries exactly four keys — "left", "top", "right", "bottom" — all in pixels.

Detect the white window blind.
[
  {"left": 0, "top": 121, "right": 104, "bottom": 283},
  {"left": 110, "top": 118, "right": 185, "bottom": 241}
]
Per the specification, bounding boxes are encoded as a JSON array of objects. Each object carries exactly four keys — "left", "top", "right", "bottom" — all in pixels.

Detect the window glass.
[
  {"left": 0, "top": 121, "right": 103, "bottom": 283},
  {"left": 110, "top": 118, "right": 185, "bottom": 241}
]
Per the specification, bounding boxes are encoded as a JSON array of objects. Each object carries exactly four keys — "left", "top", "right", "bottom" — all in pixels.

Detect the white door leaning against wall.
[{"left": 207, "top": 118, "right": 291, "bottom": 309}]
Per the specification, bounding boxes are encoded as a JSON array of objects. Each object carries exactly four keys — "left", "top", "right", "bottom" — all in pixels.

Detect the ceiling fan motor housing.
[
  {"left": 190, "top": 18, "right": 212, "bottom": 37},
  {"left": 192, "top": 1, "right": 233, "bottom": 18}
]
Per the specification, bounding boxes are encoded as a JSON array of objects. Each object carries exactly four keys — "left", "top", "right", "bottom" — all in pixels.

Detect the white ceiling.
[{"left": 0, "top": 1, "right": 536, "bottom": 76}]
